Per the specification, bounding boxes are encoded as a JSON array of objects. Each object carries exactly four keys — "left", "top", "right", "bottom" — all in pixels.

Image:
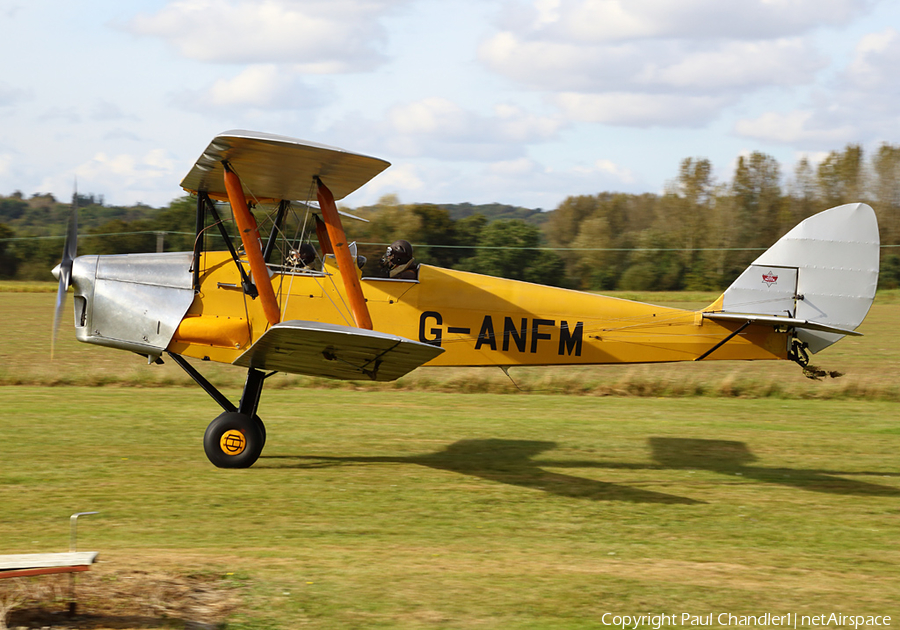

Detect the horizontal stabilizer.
[
  {"left": 181, "top": 130, "right": 390, "bottom": 202},
  {"left": 233, "top": 320, "right": 443, "bottom": 381},
  {"left": 702, "top": 312, "right": 863, "bottom": 337}
]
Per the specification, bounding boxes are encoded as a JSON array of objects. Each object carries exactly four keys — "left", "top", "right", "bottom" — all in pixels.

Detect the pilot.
[
  {"left": 381, "top": 239, "right": 418, "bottom": 280},
  {"left": 289, "top": 243, "right": 317, "bottom": 269}
]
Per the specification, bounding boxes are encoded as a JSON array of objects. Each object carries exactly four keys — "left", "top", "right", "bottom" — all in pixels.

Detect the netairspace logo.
[{"left": 600, "top": 612, "right": 892, "bottom": 629}]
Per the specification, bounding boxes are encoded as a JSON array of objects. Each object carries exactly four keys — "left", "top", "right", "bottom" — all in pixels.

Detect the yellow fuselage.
[{"left": 168, "top": 252, "right": 788, "bottom": 368}]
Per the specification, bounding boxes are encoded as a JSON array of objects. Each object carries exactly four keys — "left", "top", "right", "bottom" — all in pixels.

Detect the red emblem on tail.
[{"left": 762, "top": 272, "right": 778, "bottom": 286}]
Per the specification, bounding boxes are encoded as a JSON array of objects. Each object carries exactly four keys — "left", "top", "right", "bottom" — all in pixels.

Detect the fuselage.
[{"left": 70, "top": 250, "right": 788, "bottom": 370}]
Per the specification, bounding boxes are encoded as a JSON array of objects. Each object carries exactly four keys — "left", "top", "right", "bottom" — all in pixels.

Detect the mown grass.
[
  {"left": 1, "top": 388, "right": 898, "bottom": 628},
  {"left": 6, "top": 289, "right": 899, "bottom": 400}
]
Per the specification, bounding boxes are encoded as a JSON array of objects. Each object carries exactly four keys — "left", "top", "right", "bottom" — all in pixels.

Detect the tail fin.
[{"left": 705, "top": 203, "right": 879, "bottom": 354}]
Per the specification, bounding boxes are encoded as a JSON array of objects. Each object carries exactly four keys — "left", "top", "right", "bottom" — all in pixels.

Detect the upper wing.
[
  {"left": 180, "top": 130, "right": 390, "bottom": 202},
  {"left": 232, "top": 320, "right": 444, "bottom": 381}
]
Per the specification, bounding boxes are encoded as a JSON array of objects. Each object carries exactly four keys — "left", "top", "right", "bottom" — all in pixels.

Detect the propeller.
[{"left": 51, "top": 190, "right": 78, "bottom": 359}]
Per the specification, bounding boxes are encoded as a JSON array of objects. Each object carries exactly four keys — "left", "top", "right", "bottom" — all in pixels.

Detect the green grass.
[
  {"left": 0, "top": 281, "right": 59, "bottom": 293},
  {"left": 1, "top": 388, "right": 898, "bottom": 628}
]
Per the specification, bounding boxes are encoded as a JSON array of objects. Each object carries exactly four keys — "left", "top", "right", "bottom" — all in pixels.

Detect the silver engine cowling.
[{"left": 69, "top": 252, "right": 196, "bottom": 359}]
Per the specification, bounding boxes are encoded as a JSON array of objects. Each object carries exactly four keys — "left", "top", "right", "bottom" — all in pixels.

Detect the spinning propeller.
[{"left": 51, "top": 192, "right": 78, "bottom": 359}]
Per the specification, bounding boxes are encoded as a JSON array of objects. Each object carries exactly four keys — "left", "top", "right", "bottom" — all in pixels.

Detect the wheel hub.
[{"left": 220, "top": 429, "right": 247, "bottom": 455}]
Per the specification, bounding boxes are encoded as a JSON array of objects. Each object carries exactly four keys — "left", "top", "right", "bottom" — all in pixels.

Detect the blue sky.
[{"left": 1, "top": 0, "right": 899, "bottom": 210}]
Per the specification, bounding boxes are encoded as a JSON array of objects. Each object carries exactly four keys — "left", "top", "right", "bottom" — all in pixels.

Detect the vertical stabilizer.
[{"left": 717, "top": 203, "right": 879, "bottom": 354}]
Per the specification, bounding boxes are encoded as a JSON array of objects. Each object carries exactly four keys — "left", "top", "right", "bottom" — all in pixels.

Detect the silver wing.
[{"left": 233, "top": 320, "right": 444, "bottom": 381}]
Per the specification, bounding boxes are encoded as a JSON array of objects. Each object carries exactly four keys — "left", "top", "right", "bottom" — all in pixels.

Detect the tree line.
[
  {"left": 344, "top": 144, "right": 900, "bottom": 289},
  {"left": 1, "top": 143, "right": 898, "bottom": 289}
]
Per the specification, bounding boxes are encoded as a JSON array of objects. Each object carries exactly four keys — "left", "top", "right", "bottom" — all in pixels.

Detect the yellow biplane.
[{"left": 53, "top": 131, "right": 881, "bottom": 468}]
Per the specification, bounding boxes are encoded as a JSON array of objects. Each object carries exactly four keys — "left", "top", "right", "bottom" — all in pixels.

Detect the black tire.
[
  {"left": 203, "top": 412, "right": 264, "bottom": 468},
  {"left": 253, "top": 415, "right": 266, "bottom": 449}
]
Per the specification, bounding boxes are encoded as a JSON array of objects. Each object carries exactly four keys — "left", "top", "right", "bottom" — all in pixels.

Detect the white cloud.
[
  {"left": 574, "top": 159, "right": 637, "bottom": 184},
  {"left": 488, "top": 157, "right": 542, "bottom": 177},
  {"left": 351, "top": 97, "right": 564, "bottom": 161},
  {"left": 479, "top": 0, "right": 856, "bottom": 127},
  {"left": 556, "top": 92, "right": 730, "bottom": 127},
  {"left": 478, "top": 33, "right": 635, "bottom": 92},
  {"left": 38, "top": 106, "right": 81, "bottom": 123},
  {"left": 842, "top": 27, "right": 900, "bottom": 92},
  {"left": 173, "top": 65, "right": 328, "bottom": 112},
  {"left": 49, "top": 149, "right": 182, "bottom": 206},
  {"left": 480, "top": 32, "right": 825, "bottom": 94},
  {"left": 733, "top": 28, "right": 900, "bottom": 147},
  {"left": 635, "top": 39, "right": 824, "bottom": 91},
  {"left": 501, "top": 0, "right": 873, "bottom": 42},
  {"left": 387, "top": 98, "right": 467, "bottom": 136},
  {"left": 103, "top": 128, "right": 143, "bottom": 142},
  {"left": 0, "top": 154, "right": 12, "bottom": 178},
  {"left": 127, "top": 0, "right": 407, "bottom": 72},
  {"left": 474, "top": 156, "right": 645, "bottom": 207},
  {"left": 0, "top": 82, "right": 30, "bottom": 107},
  {"left": 734, "top": 110, "right": 855, "bottom": 145},
  {"left": 355, "top": 154, "right": 644, "bottom": 209},
  {"left": 74, "top": 150, "right": 174, "bottom": 182},
  {"left": 91, "top": 100, "right": 136, "bottom": 122},
  {"left": 352, "top": 161, "right": 427, "bottom": 202}
]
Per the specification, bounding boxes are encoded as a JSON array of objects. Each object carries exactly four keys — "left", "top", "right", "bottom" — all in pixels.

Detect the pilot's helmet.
[
  {"left": 385, "top": 239, "right": 413, "bottom": 267},
  {"left": 298, "top": 243, "right": 316, "bottom": 266}
]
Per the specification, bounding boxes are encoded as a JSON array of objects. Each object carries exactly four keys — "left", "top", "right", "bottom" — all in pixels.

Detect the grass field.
[
  {"left": 1, "top": 285, "right": 898, "bottom": 628},
  {"left": 1, "top": 388, "right": 898, "bottom": 628}
]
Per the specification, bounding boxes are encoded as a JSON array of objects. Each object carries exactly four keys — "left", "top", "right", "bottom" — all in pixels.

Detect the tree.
[
  {"left": 879, "top": 254, "right": 900, "bottom": 289},
  {"left": 618, "top": 228, "right": 684, "bottom": 291},
  {"left": 0, "top": 197, "right": 27, "bottom": 223},
  {"left": 786, "top": 156, "right": 818, "bottom": 225},
  {"left": 409, "top": 204, "right": 457, "bottom": 267},
  {"left": 730, "top": 152, "right": 784, "bottom": 276},
  {"left": 816, "top": 145, "right": 864, "bottom": 207},
  {"left": 568, "top": 216, "right": 613, "bottom": 289},
  {"left": 872, "top": 143, "right": 900, "bottom": 246},
  {"left": 545, "top": 195, "right": 597, "bottom": 248},
  {"left": 83, "top": 219, "right": 155, "bottom": 255},
  {"left": 462, "top": 219, "right": 565, "bottom": 287},
  {"left": 654, "top": 158, "right": 715, "bottom": 285},
  {"left": 0, "top": 223, "right": 17, "bottom": 278},
  {"left": 454, "top": 213, "right": 487, "bottom": 263}
]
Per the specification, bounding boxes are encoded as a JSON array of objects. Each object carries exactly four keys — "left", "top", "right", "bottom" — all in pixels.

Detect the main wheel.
[
  {"left": 253, "top": 415, "right": 266, "bottom": 449},
  {"left": 203, "top": 412, "right": 264, "bottom": 468}
]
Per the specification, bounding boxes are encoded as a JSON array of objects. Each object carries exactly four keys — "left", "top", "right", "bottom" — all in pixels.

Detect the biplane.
[{"left": 52, "top": 131, "right": 880, "bottom": 468}]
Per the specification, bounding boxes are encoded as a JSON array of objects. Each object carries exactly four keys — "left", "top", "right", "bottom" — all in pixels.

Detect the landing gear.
[
  {"left": 167, "top": 353, "right": 273, "bottom": 468},
  {"left": 788, "top": 338, "right": 810, "bottom": 367},
  {"left": 204, "top": 412, "right": 264, "bottom": 468}
]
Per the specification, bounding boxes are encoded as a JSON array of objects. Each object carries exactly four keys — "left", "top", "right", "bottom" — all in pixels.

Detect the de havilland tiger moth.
[{"left": 51, "top": 130, "right": 881, "bottom": 468}]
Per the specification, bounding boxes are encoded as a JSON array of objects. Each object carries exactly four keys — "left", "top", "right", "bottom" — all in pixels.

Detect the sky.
[{"left": 1, "top": 0, "right": 900, "bottom": 210}]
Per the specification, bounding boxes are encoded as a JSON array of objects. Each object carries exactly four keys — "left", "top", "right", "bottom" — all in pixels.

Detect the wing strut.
[
  {"left": 316, "top": 177, "right": 373, "bottom": 330},
  {"left": 222, "top": 162, "right": 281, "bottom": 325},
  {"left": 315, "top": 214, "right": 334, "bottom": 255}
]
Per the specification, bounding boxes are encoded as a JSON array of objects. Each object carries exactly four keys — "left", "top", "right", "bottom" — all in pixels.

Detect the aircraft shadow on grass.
[
  {"left": 263, "top": 438, "right": 701, "bottom": 504},
  {"left": 262, "top": 437, "right": 900, "bottom": 502},
  {"left": 645, "top": 438, "right": 900, "bottom": 497}
]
